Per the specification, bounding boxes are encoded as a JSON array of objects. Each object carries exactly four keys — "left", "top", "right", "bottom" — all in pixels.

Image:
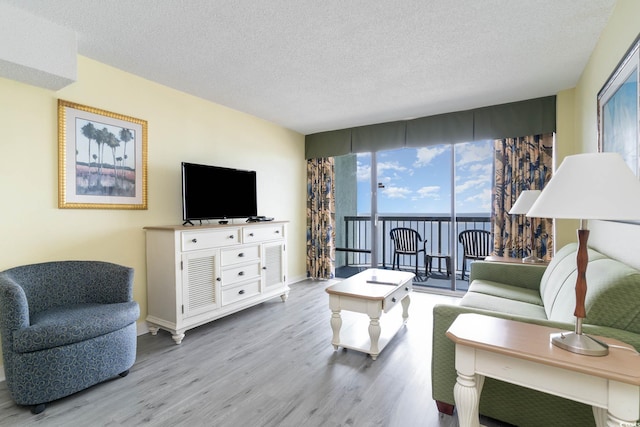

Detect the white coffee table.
[{"left": 325, "top": 269, "right": 414, "bottom": 360}]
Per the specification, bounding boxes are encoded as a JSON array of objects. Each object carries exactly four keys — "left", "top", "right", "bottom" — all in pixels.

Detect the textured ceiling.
[{"left": 3, "top": 0, "right": 617, "bottom": 134}]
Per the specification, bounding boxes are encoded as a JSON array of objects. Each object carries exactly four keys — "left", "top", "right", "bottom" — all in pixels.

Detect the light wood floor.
[{"left": 0, "top": 280, "right": 510, "bottom": 427}]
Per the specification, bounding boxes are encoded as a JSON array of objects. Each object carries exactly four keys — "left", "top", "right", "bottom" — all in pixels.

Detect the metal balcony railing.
[{"left": 336, "top": 214, "right": 491, "bottom": 275}]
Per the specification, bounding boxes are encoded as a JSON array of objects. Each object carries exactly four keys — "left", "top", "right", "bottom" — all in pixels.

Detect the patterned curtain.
[
  {"left": 306, "top": 158, "right": 336, "bottom": 279},
  {"left": 493, "top": 133, "right": 554, "bottom": 260}
]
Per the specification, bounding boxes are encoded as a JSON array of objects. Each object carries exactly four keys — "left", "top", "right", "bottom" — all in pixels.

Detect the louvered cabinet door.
[
  {"left": 263, "top": 241, "right": 286, "bottom": 290},
  {"left": 182, "top": 249, "right": 220, "bottom": 318}
]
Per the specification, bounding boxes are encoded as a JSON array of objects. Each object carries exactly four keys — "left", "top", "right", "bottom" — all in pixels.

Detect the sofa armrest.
[{"left": 469, "top": 261, "right": 547, "bottom": 291}]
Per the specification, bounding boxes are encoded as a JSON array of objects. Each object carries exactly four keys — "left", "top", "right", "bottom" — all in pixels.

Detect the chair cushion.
[{"left": 13, "top": 302, "right": 139, "bottom": 353}]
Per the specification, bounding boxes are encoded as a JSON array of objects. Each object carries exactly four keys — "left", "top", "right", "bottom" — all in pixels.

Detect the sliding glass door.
[{"left": 334, "top": 140, "right": 492, "bottom": 292}]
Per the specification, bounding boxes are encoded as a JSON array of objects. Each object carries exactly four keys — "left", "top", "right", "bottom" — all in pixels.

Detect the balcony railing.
[{"left": 336, "top": 214, "right": 491, "bottom": 275}]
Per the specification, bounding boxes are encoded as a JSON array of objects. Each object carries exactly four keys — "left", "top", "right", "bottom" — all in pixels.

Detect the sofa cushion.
[
  {"left": 460, "top": 281, "right": 547, "bottom": 319},
  {"left": 540, "top": 244, "right": 612, "bottom": 321},
  {"left": 551, "top": 257, "right": 640, "bottom": 332},
  {"left": 467, "top": 280, "right": 544, "bottom": 306},
  {"left": 539, "top": 243, "right": 640, "bottom": 329},
  {"left": 13, "top": 301, "right": 139, "bottom": 353}
]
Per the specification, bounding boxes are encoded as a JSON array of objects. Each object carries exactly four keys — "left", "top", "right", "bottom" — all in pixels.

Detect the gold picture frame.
[{"left": 58, "top": 100, "right": 148, "bottom": 209}]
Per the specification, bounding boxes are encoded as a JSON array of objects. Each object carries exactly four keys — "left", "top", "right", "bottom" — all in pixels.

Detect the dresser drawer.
[
  {"left": 383, "top": 282, "right": 412, "bottom": 313},
  {"left": 222, "top": 280, "right": 261, "bottom": 306},
  {"left": 221, "top": 245, "right": 260, "bottom": 266},
  {"left": 221, "top": 262, "right": 261, "bottom": 286},
  {"left": 181, "top": 228, "right": 240, "bottom": 251},
  {"left": 243, "top": 225, "right": 284, "bottom": 243}
]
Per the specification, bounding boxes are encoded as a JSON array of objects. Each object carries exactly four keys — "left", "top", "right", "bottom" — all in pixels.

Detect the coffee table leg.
[
  {"left": 330, "top": 310, "right": 342, "bottom": 350},
  {"left": 368, "top": 316, "right": 381, "bottom": 360},
  {"left": 401, "top": 294, "right": 410, "bottom": 323}
]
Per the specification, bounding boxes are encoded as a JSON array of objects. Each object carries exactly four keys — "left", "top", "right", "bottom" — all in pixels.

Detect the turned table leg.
[
  {"left": 453, "top": 344, "right": 485, "bottom": 427},
  {"left": 401, "top": 294, "right": 411, "bottom": 324},
  {"left": 368, "top": 316, "right": 381, "bottom": 360},
  {"left": 330, "top": 310, "right": 342, "bottom": 350}
]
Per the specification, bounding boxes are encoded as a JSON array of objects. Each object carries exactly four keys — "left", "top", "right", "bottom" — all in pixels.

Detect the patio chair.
[
  {"left": 458, "top": 229, "right": 491, "bottom": 279},
  {"left": 390, "top": 227, "right": 427, "bottom": 277}
]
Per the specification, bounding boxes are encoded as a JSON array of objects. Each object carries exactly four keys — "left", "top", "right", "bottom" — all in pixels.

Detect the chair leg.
[
  {"left": 31, "top": 403, "right": 46, "bottom": 414},
  {"left": 461, "top": 257, "right": 466, "bottom": 280}
]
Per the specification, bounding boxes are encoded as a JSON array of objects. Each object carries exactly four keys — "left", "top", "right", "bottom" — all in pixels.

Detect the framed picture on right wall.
[{"left": 598, "top": 33, "right": 640, "bottom": 177}]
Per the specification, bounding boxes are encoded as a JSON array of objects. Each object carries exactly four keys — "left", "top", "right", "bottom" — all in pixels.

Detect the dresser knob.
[
  {"left": 392, "top": 297, "right": 397, "bottom": 303},
  {"left": 249, "top": 233, "right": 254, "bottom": 237},
  {"left": 238, "top": 253, "right": 245, "bottom": 257},
  {"left": 216, "top": 277, "right": 221, "bottom": 281},
  {"left": 191, "top": 238, "right": 197, "bottom": 243},
  {"left": 238, "top": 271, "right": 244, "bottom": 276},
  {"left": 228, "top": 235, "right": 234, "bottom": 239},
  {"left": 238, "top": 289, "right": 245, "bottom": 295},
  {"left": 275, "top": 230, "right": 280, "bottom": 234},
  {"left": 405, "top": 287, "right": 409, "bottom": 291}
]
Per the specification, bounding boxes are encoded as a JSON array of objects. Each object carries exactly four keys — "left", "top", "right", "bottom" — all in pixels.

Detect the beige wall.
[
  {"left": 556, "top": 0, "right": 640, "bottom": 267},
  {"left": 573, "top": 0, "right": 640, "bottom": 155},
  {"left": 0, "top": 57, "right": 308, "bottom": 338}
]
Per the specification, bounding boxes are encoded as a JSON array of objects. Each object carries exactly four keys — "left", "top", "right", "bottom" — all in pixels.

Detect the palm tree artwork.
[{"left": 75, "top": 120, "right": 136, "bottom": 197}]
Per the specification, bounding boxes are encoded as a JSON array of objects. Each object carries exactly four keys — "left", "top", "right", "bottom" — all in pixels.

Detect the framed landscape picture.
[
  {"left": 58, "top": 100, "right": 148, "bottom": 209},
  {"left": 598, "top": 34, "right": 640, "bottom": 177}
]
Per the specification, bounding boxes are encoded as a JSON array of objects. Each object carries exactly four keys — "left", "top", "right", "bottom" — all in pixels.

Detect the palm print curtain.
[
  {"left": 493, "top": 133, "right": 554, "bottom": 260},
  {"left": 307, "top": 158, "right": 336, "bottom": 279}
]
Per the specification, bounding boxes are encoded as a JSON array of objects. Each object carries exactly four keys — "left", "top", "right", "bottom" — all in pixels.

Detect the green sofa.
[{"left": 432, "top": 243, "right": 640, "bottom": 427}]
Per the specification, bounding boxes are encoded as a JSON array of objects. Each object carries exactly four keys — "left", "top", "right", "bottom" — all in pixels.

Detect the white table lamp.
[
  {"left": 509, "top": 190, "right": 542, "bottom": 263},
  {"left": 527, "top": 152, "right": 640, "bottom": 356}
]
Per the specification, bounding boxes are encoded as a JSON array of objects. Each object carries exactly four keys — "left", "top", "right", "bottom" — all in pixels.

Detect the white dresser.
[{"left": 144, "top": 221, "right": 288, "bottom": 344}]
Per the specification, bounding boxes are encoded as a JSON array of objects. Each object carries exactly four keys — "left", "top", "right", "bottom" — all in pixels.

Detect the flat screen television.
[{"left": 181, "top": 162, "right": 257, "bottom": 224}]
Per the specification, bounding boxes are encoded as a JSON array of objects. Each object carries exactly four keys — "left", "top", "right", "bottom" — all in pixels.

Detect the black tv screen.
[{"left": 182, "top": 162, "right": 257, "bottom": 222}]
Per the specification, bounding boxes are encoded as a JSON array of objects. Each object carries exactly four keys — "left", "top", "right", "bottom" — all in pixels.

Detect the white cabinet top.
[{"left": 144, "top": 221, "right": 288, "bottom": 232}]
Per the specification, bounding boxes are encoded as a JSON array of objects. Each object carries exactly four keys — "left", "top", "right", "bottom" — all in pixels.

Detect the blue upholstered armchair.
[{"left": 0, "top": 261, "right": 139, "bottom": 413}]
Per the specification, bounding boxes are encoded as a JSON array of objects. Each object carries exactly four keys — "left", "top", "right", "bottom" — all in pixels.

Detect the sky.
[{"left": 356, "top": 140, "right": 493, "bottom": 214}]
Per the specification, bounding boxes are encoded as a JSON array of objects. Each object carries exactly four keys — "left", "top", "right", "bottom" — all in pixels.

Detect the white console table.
[{"left": 447, "top": 314, "right": 640, "bottom": 427}]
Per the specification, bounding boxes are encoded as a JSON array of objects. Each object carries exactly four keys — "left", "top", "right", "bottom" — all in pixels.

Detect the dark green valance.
[
  {"left": 305, "top": 96, "right": 556, "bottom": 159},
  {"left": 406, "top": 110, "right": 474, "bottom": 147},
  {"left": 305, "top": 128, "right": 351, "bottom": 158},
  {"left": 352, "top": 121, "right": 406, "bottom": 153}
]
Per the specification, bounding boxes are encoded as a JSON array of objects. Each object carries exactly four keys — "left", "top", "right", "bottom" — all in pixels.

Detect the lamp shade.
[
  {"left": 527, "top": 153, "right": 640, "bottom": 220},
  {"left": 509, "top": 190, "right": 541, "bottom": 215}
]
